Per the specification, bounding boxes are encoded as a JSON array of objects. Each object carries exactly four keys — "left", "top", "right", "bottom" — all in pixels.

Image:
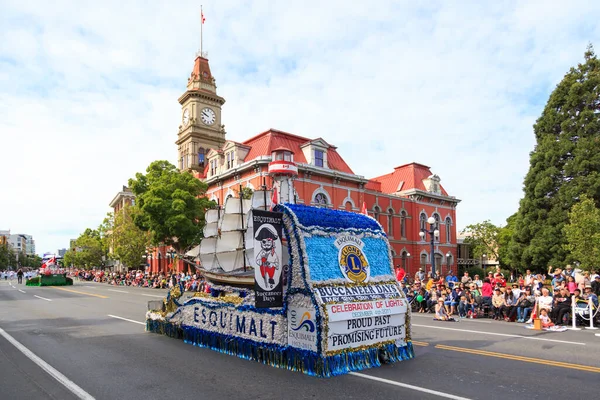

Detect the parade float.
[
  {"left": 26, "top": 257, "right": 73, "bottom": 286},
  {"left": 146, "top": 149, "right": 413, "bottom": 377}
]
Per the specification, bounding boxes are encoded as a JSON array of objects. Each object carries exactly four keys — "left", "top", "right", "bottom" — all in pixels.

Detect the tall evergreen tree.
[{"left": 510, "top": 45, "right": 600, "bottom": 270}]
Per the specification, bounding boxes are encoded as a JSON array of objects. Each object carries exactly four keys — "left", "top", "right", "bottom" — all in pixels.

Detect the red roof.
[
  {"left": 371, "top": 162, "right": 448, "bottom": 195},
  {"left": 242, "top": 129, "right": 354, "bottom": 174}
]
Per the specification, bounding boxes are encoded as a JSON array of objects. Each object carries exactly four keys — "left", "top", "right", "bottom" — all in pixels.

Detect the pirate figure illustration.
[{"left": 255, "top": 225, "right": 280, "bottom": 289}]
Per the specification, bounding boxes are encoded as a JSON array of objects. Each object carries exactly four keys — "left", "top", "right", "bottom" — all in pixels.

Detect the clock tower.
[{"left": 176, "top": 55, "right": 226, "bottom": 173}]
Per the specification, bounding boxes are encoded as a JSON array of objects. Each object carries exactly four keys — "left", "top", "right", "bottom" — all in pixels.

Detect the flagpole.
[{"left": 200, "top": 5, "right": 203, "bottom": 56}]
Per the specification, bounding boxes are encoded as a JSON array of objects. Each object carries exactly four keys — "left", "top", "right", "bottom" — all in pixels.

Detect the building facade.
[{"left": 173, "top": 55, "right": 461, "bottom": 278}]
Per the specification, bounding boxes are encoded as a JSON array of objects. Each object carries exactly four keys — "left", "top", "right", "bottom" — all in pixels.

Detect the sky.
[{"left": 1, "top": 0, "right": 599, "bottom": 255}]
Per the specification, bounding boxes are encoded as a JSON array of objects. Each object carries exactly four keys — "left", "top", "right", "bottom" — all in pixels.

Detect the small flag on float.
[
  {"left": 270, "top": 187, "right": 278, "bottom": 210},
  {"left": 361, "top": 201, "right": 368, "bottom": 215}
]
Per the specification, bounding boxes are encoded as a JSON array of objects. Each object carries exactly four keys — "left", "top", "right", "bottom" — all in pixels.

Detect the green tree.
[
  {"left": 70, "top": 228, "right": 105, "bottom": 269},
  {"left": 0, "top": 245, "right": 15, "bottom": 270},
  {"left": 563, "top": 195, "right": 600, "bottom": 271},
  {"left": 112, "top": 205, "right": 151, "bottom": 269},
  {"left": 510, "top": 46, "right": 600, "bottom": 270},
  {"left": 497, "top": 213, "right": 517, "bottom": 269},
  {"left": 462, "top": 220, "right": 500, "bottom": 261},
  {"left": 236, "top": 186, "right": 254, "bottom": 200},
  {"left": 128, "top": 160, "right": 215, "bottom": 255}
]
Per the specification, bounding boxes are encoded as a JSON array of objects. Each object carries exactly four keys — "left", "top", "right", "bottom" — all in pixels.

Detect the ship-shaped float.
[
  {"left": 198, "top": 189, "right": 278, "bottom": 287},
  {"left": 147, "top": 147, "right": 414, "bottom": 377}
]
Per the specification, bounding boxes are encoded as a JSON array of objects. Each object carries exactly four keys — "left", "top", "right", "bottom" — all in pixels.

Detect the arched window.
[
  {"left": 433, "top": 213, "right": 440, "bottom": 230},
  {"left": 387, "top": 209, "right": 394, "bottom": 236},
  {"left": 311, "top": 188, "right": 330, "bottom": 207},
  {"left": 400, "top": 211, "right": 407, "bottom": 238},
  {"left": 445, "top": 217, "right": 452, "bottom": 243},
  {"left": 401, "top": 251, "right": 408, "bottom": 269},
  {"left": 420, "top": 253, "right": 428, "bottom": 268},
  {"left": 374, "top": 206, "right": 381, "bottom": 222},
  {"left": 419, "top": 213, "right": 427, "bottom": 232},
  {"left": 434, "top": 253, "right": 443, "bottom": 275},
  {"left": 314, "top": 193, "right": 328, "bottom": 205},
  {"left": 433, "top": 213, "right": 440, "bottom": 242},
  {"left": 198, "top": 147, "right": 205, "bottom": 167}
]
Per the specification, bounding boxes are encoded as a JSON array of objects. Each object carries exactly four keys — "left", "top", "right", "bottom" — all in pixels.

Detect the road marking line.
[
  {"left": 50, "top": 287, "right": 108, "bottom": 299},
  {"left": 108, "top": 315, "right": 145, "bottom": 326},
  {"left": 107, "top": 289, "right": 129, "bottom": 294},
  {"left": 34, "top": 295, "right": 52, "bottom": 302},
  {"left": 411, "top": 341, "right": 429, "bottom": 346},
  {"left": 83, "top": 286, "right": 96, "bottom": 289},
  {"left": 435, "top": 344, "right": 600, "bottom": 373},
  {"left": 412, "top": 324, "right": 586, "bottom": 345},
  {"left": 18, "top": 289, "right": 26, "bottom": 293},
  {"left": 140, "top": 294, "right": 165, "bottom": 298},
  {"left": 349, "top": 372, "right": 471, "bottom": 399},
  {"left": 0, "top": 326, "right": 95, "bottom": 399}
]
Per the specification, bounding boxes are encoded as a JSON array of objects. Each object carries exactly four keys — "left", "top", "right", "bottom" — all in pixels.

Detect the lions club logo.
[{"left": 334, "top": 235, "right": 370, "bottom": 283}]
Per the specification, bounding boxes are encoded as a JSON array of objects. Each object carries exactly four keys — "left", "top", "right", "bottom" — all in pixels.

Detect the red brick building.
[{"left": 171, "top": 55, "right": 461, "bottom": 278}]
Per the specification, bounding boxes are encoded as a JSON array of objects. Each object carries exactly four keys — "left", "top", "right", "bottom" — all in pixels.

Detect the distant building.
[
  {"left": 8, "top": 234, "right": 27, "bottom": 255},
  {"left": 109, "top": 186, "right": 136, "bottom": 214},
  {"left": 57, "top": 248, "right": 67, "bottom": 257},
  {"left": 21, "top": 234, "right": 35, "bottom": 255}
]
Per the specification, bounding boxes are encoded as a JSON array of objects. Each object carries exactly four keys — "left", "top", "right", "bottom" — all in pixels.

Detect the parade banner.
[
  {"left": 326, "top": 298, "right": 407, "bottom": 321},
  {"left": 324, "top": 298, "right": 407, "bottom": 352},
  {"left": 326, "top": 314, "right": 406, "bottom": 352},
  {"left": 177, "top": 303, "right": 286, "bottom": 345},
  {"left": 315, "top": 283, "right": 402, "bottom": 303},
  {"left": 252, "top": 209, "right": 284, "bottom": 308}
]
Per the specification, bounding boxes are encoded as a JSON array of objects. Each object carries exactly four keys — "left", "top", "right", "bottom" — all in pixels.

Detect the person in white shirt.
[
  {"left": 524, "top": 270, "right": 533, "bottom": 287},
  {"left": 511, "top": 283, "right": 521, "bottom": 299},
  {"left": 537, "top": 288, "right": 554, "bottom": 311}
]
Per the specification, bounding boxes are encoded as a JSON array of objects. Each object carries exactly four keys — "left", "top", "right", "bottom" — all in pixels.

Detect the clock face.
[
  {"left": 182, "top": 109, "right": 190, "bottom": 126},
  {"left": 200, "top": 107, "right": 216, "bottom": 125}
]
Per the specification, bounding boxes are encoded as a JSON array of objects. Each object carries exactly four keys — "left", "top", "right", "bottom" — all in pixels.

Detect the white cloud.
[{"left": 0, "top": 0, "right": 599, "bottom": 254}]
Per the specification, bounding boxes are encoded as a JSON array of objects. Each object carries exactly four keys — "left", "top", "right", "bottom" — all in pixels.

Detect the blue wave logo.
[{"left": 292, "top": 312, "right": 315, "bottom": 332}]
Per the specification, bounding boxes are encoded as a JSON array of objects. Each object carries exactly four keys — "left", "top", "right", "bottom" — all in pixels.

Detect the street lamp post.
[{"left": 419, "top": 217, "right": 440, "bottom": 279}]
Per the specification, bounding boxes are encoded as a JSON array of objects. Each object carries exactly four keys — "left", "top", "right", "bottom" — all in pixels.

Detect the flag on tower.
[
  {"left": 270, "top": 187, "right": 278, "bottom": 211},
  {"left": 201, "top": 10, "right": 206, "bottom": 24}
]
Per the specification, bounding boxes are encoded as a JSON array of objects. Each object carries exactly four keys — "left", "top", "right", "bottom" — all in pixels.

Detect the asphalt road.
[{"left": 1, "top": 279, "right": 599, "bottom": 400}]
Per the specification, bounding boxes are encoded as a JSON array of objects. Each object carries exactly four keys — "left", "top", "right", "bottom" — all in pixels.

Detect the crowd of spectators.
[
  {"left": 401, "top": 265, "right": 600, "bottom": 326},
  {"left": 70, "top": 269, "right": 210, "bottom": 293}
]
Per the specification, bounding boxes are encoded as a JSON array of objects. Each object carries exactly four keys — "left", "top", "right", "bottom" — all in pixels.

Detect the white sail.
[
  {"left": 216, "top": 231, "right": 243, "bottom": 253},
  {"left": 224, "top": 198, "right": 252, "bottom": 214},
  {"left": 251, "top": 190, "right": 273, "bottom": 211},
  {"left": 203, "top": 222, "right": 219, "bottom": 237},
  {"left": 216, "top": 250, "right": 246, "bottom": 272},
  {"left": 220, "top": 213, "right": 246, "bottom": 232},
  {"left": 199, "top": 237, "right": 217, "bottom": 255},
  {"left": 206, "top": 209, "right": 220, "bottom": 224},
  {"left": 200, "top": 253, "right": 218, "bottom": 271}
]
